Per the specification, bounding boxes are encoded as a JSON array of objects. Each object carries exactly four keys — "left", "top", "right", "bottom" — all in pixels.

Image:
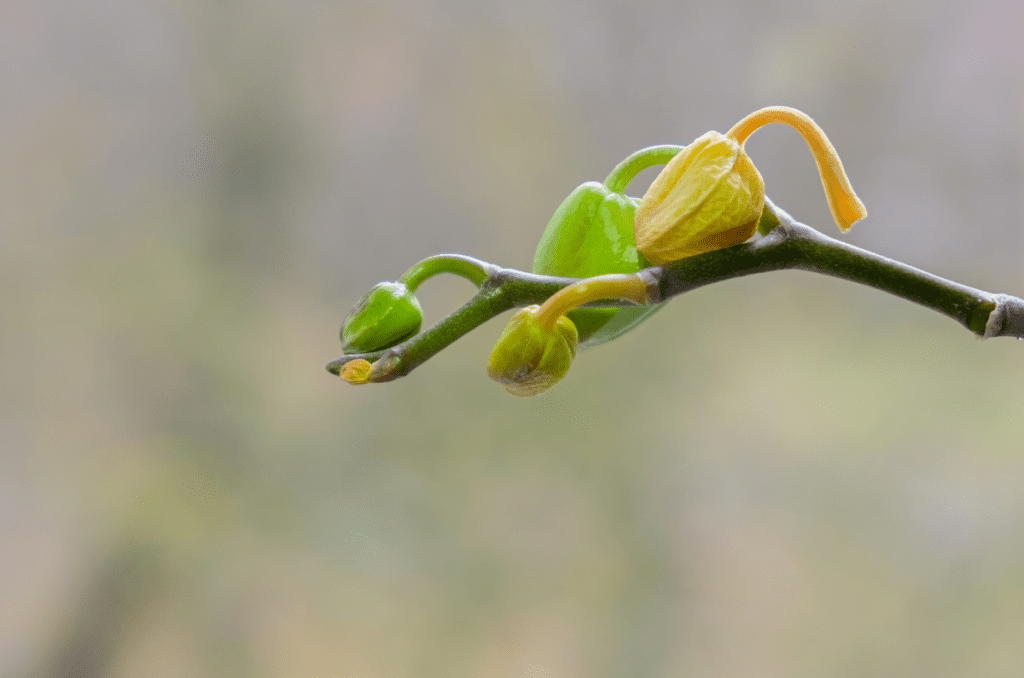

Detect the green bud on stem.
[{"left": 341, "top": 281, "right": 423, "bottom": 353}]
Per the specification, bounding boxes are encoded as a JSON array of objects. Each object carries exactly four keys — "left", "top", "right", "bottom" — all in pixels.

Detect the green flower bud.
[
  {"left": 341, "top": 281, "right": 423, "bottom": 353},
  {"left": 487, "top": 305, "right": 578, "bottom": 397},
  {"left": 533, "top": 181, "right": 662, "bottom": 347}
]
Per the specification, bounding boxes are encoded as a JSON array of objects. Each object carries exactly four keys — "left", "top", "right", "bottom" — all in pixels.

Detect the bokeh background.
[{"left": 3, "top": 0, "right": 1024, "bottom": 676}]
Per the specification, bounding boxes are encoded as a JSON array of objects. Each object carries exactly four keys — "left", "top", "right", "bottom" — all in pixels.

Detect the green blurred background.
[{"left": 2, "top": 0, "right": 1023, "bottom": 676}]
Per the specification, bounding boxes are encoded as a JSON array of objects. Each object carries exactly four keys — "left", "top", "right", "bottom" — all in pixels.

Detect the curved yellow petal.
[{"left": 726, "top": 106, "right": 866, "bottom": 232}]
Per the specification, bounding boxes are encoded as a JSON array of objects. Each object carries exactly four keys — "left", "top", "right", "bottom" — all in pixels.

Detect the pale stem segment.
[
  {"left": 399, "top": 253, "right": 489, "bottom": 291},
  {"left": 534, "top": 273, "right": 654, "bottom": 331},
  {"left": 725, "top": 106, "right": 867, "bottom": 232},
  {"left": 603, "top": 145, "right": 685, "bottom": 194}
]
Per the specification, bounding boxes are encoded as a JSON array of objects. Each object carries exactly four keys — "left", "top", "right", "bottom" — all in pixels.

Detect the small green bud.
[
  {"left": 533, "top": 181, "right": 662, "bottom": 347},
  {"left": 341, "top": 281, "right": 423, "bottom": 353}
]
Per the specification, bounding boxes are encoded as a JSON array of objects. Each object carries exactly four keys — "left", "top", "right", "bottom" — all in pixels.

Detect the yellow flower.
[
  {"left": 488, "top": 273, "right": 655, "bottom": 396},
  {"left": 634, "top": 131, "right": 764, "bottom": 264},
  {"left": 634, "top": 106, "right": 867, "bottom": 265}
]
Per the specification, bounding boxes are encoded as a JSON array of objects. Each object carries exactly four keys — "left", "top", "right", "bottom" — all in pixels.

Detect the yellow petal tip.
[{"left": 834, "top": 197, "right": 868, "bottom": 232}]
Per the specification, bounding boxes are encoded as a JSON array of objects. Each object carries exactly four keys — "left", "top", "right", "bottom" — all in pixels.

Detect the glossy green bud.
[
  {"left": 532, "top": 182, "right": 662, "bottom": 347},
  {"left": 341, "top": 281, "right": 423, "bottom": 353},
  {"left": 487, "top": 305, "right": 578, "bottom": 397}
]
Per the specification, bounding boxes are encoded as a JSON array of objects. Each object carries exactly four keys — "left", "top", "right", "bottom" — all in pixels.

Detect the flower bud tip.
[{"left": 340, "top": 359, "right": 374, "bottom": 384}]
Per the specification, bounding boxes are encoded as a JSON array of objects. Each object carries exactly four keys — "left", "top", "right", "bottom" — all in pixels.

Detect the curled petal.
[
  {"left": 726, "top": 106, "right": 866, "bottom": 232},
  {"left": 634, "top": 107, "right": 865, "bottom": 266}
]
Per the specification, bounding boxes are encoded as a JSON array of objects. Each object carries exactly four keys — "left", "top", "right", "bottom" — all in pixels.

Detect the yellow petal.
[{"left": 726, "top": 106, "right": 866, "bottom": 232}]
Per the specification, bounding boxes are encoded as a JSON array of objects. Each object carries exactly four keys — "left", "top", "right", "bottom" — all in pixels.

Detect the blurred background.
[{"left": 2, "top": 0, "right": 1023, "bottom": 676}]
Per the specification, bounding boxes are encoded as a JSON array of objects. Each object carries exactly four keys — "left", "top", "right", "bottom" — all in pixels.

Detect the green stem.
[
  {"left": 399, "top": 254, "right": 489, "bottom": 291},
  {"left": 653, "top": 198, "right": 1009, "bottom": 337},
  {"left": 603, "top": 145, "right": 685, "bottom": 194},
  {"left": 327, "top": 268, "right": 577, "bottom": 381},
  {"left": 328, "top": 198, "right": 1024, "bottom": 381}
]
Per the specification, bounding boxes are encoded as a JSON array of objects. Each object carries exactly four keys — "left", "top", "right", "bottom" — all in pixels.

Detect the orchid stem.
[
  {"left": 603, "top": 145, "right": 685, "bottom": 194},
  {"left": 328, "top": 199, "right": 1024, "bottom": 382},
  {"left": 399, "top": 254, "right": 489, "bottom": 292},
  {"left": 534, "top": 274, "right": 653, "bottom": 331}
]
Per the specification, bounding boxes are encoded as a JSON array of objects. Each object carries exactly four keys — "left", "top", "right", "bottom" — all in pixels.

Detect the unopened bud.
[
  {"left": 634, "top": 131, "right": 764, "bottom": 265},
  {"left": 341, "top": 281, "right": 423, "bottom": 353},
  {"left": 487, "top": 305, "right": 578, "bottom": 397}
]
